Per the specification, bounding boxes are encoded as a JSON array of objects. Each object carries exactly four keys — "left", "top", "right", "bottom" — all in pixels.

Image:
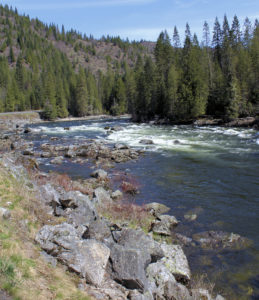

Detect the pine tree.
[{"left": 75, "top": 68, "right": 89, "bottom": 117}]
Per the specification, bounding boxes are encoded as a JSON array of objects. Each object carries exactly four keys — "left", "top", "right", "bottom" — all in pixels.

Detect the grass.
[
  {"left": 0, "top": 112, "right": 40, "bottom": 121},
  {"left": 98, "top": 200, "right": 155, "bottom": 233},
  {"left": 0, "top": 160, "right": 92, "bottom": 300}
]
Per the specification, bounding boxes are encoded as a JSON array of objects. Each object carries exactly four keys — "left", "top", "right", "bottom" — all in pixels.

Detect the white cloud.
[{"left": 20, "top": 0, "right": 156, "bottom": 10}]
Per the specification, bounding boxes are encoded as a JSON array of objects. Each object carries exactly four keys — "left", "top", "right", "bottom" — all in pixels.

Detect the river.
[{"left": 28, "top": 117, "right": 259, "bottom": 300}]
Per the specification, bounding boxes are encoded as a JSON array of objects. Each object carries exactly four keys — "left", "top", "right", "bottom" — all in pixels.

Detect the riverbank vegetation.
[
  {"left": 0, "top": 160, "right": 91, "bottom": 300},
  {"left": 0, "top": 4, "right": 258, "bottom": 122}
]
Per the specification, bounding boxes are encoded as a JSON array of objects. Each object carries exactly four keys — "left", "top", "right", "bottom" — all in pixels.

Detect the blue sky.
[{"left": 2, "top": 0, "right": 259, "bottom": 42}]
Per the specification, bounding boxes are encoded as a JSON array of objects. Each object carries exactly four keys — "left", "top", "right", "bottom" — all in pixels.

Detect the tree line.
[
  {"left": 132, "top": 16, "right": 259, "bottom": 122},
  {"left": 0, "top": 4, "right": 258, "bottom": 122}
]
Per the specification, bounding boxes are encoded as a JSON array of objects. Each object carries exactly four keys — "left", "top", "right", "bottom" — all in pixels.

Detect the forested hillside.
[
  {"left": 132, "top": 17, "right": 259, "bottom": 122},
  {"left": 0, "top": 4, "right": 152, "bottom": 119},
  {"left": 0, "top": 4, "right": 258, "bottom": 121}
]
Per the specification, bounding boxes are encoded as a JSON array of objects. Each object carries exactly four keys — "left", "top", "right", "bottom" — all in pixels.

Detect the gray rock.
[
  {"left": 39, "top": 183, "right": 60, "bottom": 209},
  {"left": 23, "top": 149, "right": 34, "bottom": 156},
  {"left": 50, "top": 156, "right": 64, "bottom": 165},
  {"left": 111, "top": 126, "right": 123, "bottom": 131},
  {"left": 59, "top": 191, "right": 92, "bottom": 209},
  {"left": 110, "top": 243, "right": 151, "bottom": 291},
  {"left": 139, "top": 139, "right": 154, "bottom": 145},
  {"left": 36, "top": 223, "right": 110, "bottom": 286},
  {"left": 117, "top": 228, "right": 164, "bottom": 262},
  {"left": 145, "top": 202, "right": 170, "bottom": 216},
  {"left": 40, "top": 251, "right": 57, "bottom": 267},
  {"left": 128, "top": 290, "right": 153, "bottom": 300},
  {"left": 0, "top": 207, "right": 11, "bottom": 219},
  {"left": 174, "top": 233, "right": 193, "bottom": 247},
  {"left": 111, "top": 190, "right": 123, "bottom": 200},
  {"left": 151, "top": 215, "right": 178, "bottom": 236},
  {"left": 91, "top": 169, "right": 108, "bottom": 180},
  {"left": 114, "top": 143, "right": 129, "bottom": 150},
  {"left": 160, "top": 243, "right": 191, "bottom": 285},
  {"left": 215, "top": 295, "right": 226, "bottom": 300},
  {"left": 164, "top": 281, "right": 192, "bottom": 300},
  {"left": 93, "top": 187, "right": 112, "bottom": 204},
  {"left": 24, "top": 127, "right": 32, "bottom": 133},
  {"left": 83, "top": 219, "right": 112, "bottom": 242},
  {"left": 64, "top": 192, "right": 97, "bottom": 227},
  {"left": 184, "top": 214, "right": 197, "bottom": 221},
  {"left": 41, "top": 152, "right": 52, "bottom": 158},
  {"left": 146, "top": 260, "right": 176, "bottom": 290}
]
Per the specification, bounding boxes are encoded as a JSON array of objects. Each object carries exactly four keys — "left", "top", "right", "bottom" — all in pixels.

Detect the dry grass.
[
  {"left": 98, "top": 200, "right": 155, "bottom": 233},
  {"left": 0, "top": 161, "right": 91, "bottom": 300},
  {"left": 190, "top": 274, "right": 215, "bottom": 300},
  {"left": 0, "top": 111, "right": 40, "bottom": 121}
]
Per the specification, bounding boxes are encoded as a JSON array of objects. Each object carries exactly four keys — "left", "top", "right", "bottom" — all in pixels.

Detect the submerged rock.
[
  {"left": 139, "top": 139, "right": 154, "bottom": 145},
  {"left": 192, "top": 231, "right": 252, "bottom": 250},
  {"left": 145, "top": 202, "right": 170, "bottom": 216}
]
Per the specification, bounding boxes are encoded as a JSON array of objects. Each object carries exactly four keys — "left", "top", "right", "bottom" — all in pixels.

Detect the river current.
[{"left": 28, "top": 117, "right": 259, "bottom": 299}]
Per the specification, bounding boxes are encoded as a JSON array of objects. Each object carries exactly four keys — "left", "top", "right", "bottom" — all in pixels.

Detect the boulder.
[
  {"left": 145, "top": 202, "right": 170, "bottom": 216},
  {"left": 35, "top": 223, "right": 110, "bottom": 286},
  {"left": 160, "top": 243, "right": 191, "bottom": 285},
  {"left": 173, "top": 140, "right": 181, "bottom": 145},
  {"left": 41, "top": 152, "right": 53, "bottom": 158},
  {"left": 164, "top": 280, "right": 192, "bottom": 300},
  {"left": 61, "top": 191, "right": 97, "bottom": 226},
  {"left": 93, "top": 187, "right": 112, "bottom": 204},
  {"left": 110, "top": 243, "right": 150, "bottom": 291},
  {"left": 23, "top": 149, "right": 34, "bottom": 156},
  {"left": 50, "top": 156, "right": 64, "bottom": 165},
  {"left": 151, "top": 215, "right": 178, "bottom": 236},
  {"left": 39, "top": 183, "right": 60, "bottom": 209},
  {"left": 111, "top": 126, "right": 123, "bottom": 131},
  {"left": 215, "top": 295, "right": 226, "bottom": 300},
  {"left": 82, "top": 219, "right": 112, "bottom": 242},
  {"left": 146, "top": 261, "right": 176, "bottom": 297},
  {"left": 111, "top": 190, "right": 123, "bottom": 200},
  {"left": 139, "top": 139, "right": 154, "bottom": 145},
  {"left": 192, "top": 231, "right": 252, "bottom": 250},
  {"left": 128, "top": 290, "right": 153, "bottom": 300},
  {"left": 0, "top": 207, "right": 11, "bottom": 219},
  {"left": 114, "top": 143, "right": 129, "bottom": 150},
  {"left": 91, "top": 169, "right": 108, "bottom": 180},
  {"left": 24, "top": 127, "right": 32, "bottom": 133},
  {"left": 116, "top": 228, "right": 164, "bottom": 262}
]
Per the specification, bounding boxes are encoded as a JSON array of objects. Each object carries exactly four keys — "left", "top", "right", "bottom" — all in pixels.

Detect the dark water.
[{"left": 28, "top": 118, "right": 259, "bottom": 299}]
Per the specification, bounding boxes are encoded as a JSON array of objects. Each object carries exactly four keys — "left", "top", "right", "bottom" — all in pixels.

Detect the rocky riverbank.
[
  {"left": 135, "top": 115, "right": 259, "bottom": 130},
  {"left": 0, "top": 115, "right": 253, "bottom": 300}
]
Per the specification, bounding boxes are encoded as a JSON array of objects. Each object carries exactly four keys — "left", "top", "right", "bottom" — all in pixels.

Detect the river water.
[{"left": 28, "top": 117, "right": 259, "bottom": 299}]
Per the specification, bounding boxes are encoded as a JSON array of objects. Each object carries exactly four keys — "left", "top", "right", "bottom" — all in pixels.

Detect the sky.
[{"left": 2, "top": 0, "right": 259, "bottom": 42}]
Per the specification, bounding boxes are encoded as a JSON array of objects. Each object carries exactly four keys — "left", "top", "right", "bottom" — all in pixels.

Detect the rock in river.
[
  {"left": 151, "top": 215, "right": 178, "bottom": 236},
  {"left": 192, "top": 231, "right": 252, "bottom": 250}
]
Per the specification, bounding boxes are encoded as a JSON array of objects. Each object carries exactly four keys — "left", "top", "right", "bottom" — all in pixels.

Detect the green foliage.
[{"left": 0, "top": 5, "right": 257, "bottom": 121}]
